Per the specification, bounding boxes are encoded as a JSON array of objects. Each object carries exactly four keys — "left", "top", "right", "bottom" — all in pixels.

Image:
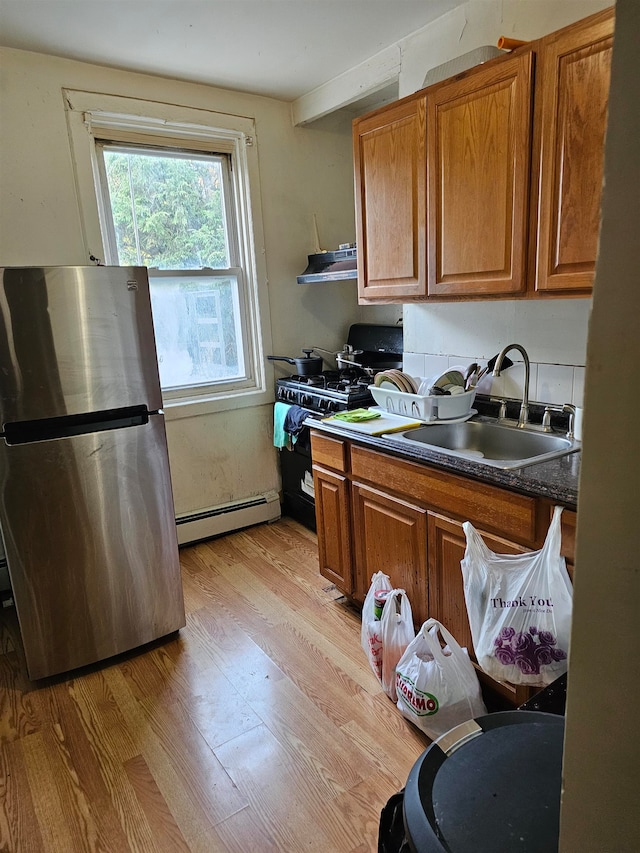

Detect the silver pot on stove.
[
  {"left": 314, "top": 346, "right": 403, "bottom": 377},
  {"left": 313, "top": 345, "right": 366, "bottom": 371}
]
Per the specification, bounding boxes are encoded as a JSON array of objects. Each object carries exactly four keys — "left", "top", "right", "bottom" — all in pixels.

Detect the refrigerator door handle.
[{"left": 2, "top": 404, "right": 150, "bottom": 445}]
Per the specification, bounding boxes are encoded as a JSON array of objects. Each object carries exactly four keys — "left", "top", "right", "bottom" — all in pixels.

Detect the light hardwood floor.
[{"left": 0, "top": 517, "right": 430, "bottom": 852}]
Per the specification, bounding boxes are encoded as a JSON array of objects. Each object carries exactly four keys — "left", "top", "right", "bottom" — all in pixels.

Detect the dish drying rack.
[{"left": 369, "top": 385, "right": 477, "bottom": 422}]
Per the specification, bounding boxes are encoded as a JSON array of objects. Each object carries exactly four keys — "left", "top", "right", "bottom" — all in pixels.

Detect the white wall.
[
  {"left": 399, "top": 0, "right": 611, "bottom": 98},
  {"left": 395, "top": 0, "right": 611, "bottom": 407},
  {"left": 0, "top": 47, "right": 362, "bottom": 519}
]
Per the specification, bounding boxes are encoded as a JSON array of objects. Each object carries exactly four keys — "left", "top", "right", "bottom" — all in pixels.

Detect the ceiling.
[{"left": 0, "top": 0, "right": 465, "bottom": 102}]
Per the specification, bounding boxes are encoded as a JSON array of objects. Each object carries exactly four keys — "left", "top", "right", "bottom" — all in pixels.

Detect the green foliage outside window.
[{"left": 103, "top": 150, "right": 229, "bottom": 270}]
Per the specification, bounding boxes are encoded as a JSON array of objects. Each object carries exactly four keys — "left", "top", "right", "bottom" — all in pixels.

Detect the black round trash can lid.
[{"left": 403, "top": 711, "right": 565, "bottom": 853}]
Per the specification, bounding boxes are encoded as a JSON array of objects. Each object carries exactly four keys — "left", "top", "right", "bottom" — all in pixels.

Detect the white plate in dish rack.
[{"left": 369, "top": 406, "right": 478, "bottom": 425}]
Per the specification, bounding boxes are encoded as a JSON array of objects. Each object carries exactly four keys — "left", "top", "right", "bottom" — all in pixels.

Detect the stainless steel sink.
[{"left": 387, "top": 419, "right": 580, "bottom": 469}]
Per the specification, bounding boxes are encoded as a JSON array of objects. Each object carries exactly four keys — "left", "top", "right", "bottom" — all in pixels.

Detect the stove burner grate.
[{"left": 276, "top": 368, "right": 375, "bottom": 414}]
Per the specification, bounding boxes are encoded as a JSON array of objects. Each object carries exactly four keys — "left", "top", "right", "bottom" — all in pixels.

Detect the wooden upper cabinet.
[
  {"left": 353, "top": 96, "right": 427, "bottom": 301},
  {"left": 534, "top": 8, "right": 614, "bottom": 293},
  {"left": 427, "top": 52, "right": 534, "bottom": 297},
  {"left": 351, "top": 7, "right": 613, "bottom": 304}
]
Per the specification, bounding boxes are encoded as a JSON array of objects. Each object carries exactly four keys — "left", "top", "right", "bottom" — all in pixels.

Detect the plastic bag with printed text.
[
  {"left": 461, "top": 505, "right": 573, "bottom": 687},
  {"left": 395, "top": 618, "right": 487, "bottom": 739}
]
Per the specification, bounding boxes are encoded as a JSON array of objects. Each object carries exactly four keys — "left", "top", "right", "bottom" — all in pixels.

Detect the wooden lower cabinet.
[
  {"left": 351, "top": 482, "right": 428, "bottom": 624},
  {"left": 310, "top": 431, "right": 576, "bottom": 706},
  {"left": 427, "top": 512, "right": 533, "bottom": 705},
  {"left": 313, "top": 465, "right": 352, "bottom": 595}
]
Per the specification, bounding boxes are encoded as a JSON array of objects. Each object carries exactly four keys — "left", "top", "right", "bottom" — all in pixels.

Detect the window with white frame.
[
  {"left": 64, "top": 93, "right": 270, "bottom": 411},
  {"left": 95, "top": 142, "right": 247, "bottom": 393}
]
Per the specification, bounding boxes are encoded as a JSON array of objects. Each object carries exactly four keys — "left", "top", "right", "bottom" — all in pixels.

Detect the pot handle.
[{"left": 267, "top": 356, "right": 296, "bottom": 364}]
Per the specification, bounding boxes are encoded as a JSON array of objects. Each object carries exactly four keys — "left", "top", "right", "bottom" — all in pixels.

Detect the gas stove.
[
  {"left": 276, "top": 368, "right": 374, "bottom": 415},
  {"left": 275, "top": 323, "right": 403, "bottom": 532}
]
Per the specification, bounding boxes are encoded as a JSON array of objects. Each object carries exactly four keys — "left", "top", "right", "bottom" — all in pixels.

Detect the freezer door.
[
  {"left": 0, "top": 413, "right": 185, "bottom": 679},
  {"left": 0, "top": 266, "right": 163, "bottom": 423}
]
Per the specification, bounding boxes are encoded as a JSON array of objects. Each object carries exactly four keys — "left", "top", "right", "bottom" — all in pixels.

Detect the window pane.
[
  {"left": 102, "top": 148, "right": 230, "bottom": 269},
  {"left": 149, "top": 274, "right": 245, "bottom": 390}
]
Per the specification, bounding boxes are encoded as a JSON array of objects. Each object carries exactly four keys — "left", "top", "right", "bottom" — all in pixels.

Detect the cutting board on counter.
[{"left": 321, "top": 410, "right": 422, "bottom": 435}]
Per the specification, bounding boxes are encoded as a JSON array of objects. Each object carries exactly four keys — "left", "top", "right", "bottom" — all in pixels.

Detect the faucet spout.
[{"left": 492, "top": 343, "right": 530, "bottom": 428}]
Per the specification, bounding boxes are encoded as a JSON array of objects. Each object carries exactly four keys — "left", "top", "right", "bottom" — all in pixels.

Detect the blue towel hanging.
[{"left": 273, "top": 402, "right": 294, "bottom": 448}]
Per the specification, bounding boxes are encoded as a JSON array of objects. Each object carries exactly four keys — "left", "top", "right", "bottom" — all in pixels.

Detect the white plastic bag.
[
  {"left": 395, "top": 618, "right": 487, "bottom": 739},
  {"left": 360, "top": 571, "right": 392, "bottom": 681},
  {"left": 461, "top": 505, "right": 572, "bottom": 687},
  {"left": 380, "top": 590, "right": 415, "bottom": 701}
]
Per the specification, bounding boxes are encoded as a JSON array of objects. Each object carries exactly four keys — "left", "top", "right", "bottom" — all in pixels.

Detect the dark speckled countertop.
[{"left": 306, "top": 398, "right": 580, "bottom": 508}]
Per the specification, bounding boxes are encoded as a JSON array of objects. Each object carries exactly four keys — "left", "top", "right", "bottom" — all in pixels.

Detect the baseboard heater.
[{"left": 175, "top": 490, "right": 281, "bottom": 545}]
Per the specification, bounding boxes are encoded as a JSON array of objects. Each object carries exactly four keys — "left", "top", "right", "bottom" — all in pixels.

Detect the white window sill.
[{"left": 162, "top": 385, "right": 275, "bottom": 421}]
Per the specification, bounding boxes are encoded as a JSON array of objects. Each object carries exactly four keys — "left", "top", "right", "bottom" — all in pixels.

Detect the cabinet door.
[
  {"left": 427, "top": 512, "right": 533, "bottom": 705},
  {"left": 313, "top": 465, "right": 353, "bottom": 595},
  {"left": 534, "top": 9, "right": 613, "bottom": 293},
  {"left": 351, "top": 482, "right": 428, "bottom": 624},
  {"left": 560, "top": 507, "right": 576, "bottom": 581},
  {"left": 353, "top": 96, "right": 427, "bottom": 301},
  {"left": 427, "top": 52, "right": 533, "bottom": 297}
]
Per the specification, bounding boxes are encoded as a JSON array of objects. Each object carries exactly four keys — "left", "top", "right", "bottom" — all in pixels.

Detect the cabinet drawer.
[
  {"left": 351, "top": 446, "right": 538, "bottom": 545},
  {"left": 310, "top": 431, "right": 348, "bottom": 472}
]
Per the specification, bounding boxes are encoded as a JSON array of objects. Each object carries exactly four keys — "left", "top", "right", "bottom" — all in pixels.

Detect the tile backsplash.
[{"left": 403, "top": 351, "right": 585, "bottom": 407}]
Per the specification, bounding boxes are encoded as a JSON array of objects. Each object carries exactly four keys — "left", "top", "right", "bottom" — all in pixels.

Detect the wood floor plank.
[
  {"left": 207, "top": 561, "right": 380, "bottom": 698},
  {"left": 211, "top": 804, "right": 284, "bottom": 853},
  {"left": 68, "top": 669, "right": 141, "bottom": 765},
  {"left": 40, "top": 676, "right": 161, "bottom": 851},
  {"left": 246, "top": 675, "right": 396, "bottom": 797},
  {"left": 251, "top": 621, "right": 375, "bottom": 729},
  {"left": 0, "top": 519, "right": 428, "bottom": 851},
  {"left": 44, "top": 721, "right": 136, "bottom": 852},
  {"left": 37, "top": 678, "right": 145, "bottom": 839},
  {"left": 184, "top": 607, "right": 286, "bottom": 703},
  {"left": 134, "top": 693, "right": 248, "bottom": 823},
  {"left": 119, "top": 638, "right": 264, "bottom": 752},
  {"left": 0, "top": 653, "right": 40, "bottom": 745},
  {"left": 329, "top": 775, "right": 402, "bottom": 853},
  {"left": 214, "top": 723, "right": 335, "bottom": 852},
  {"left": 123, "top": 753, "right": 191, "bottom": 853},
  {"left": 0, "top": 739, "right": 45, "bottom": 853},
  {"left": 103, "top": 667, "right": 231, "bottom": 852},
  {"left": 21, "top": 729, "right": 102, "bottom": 852}
]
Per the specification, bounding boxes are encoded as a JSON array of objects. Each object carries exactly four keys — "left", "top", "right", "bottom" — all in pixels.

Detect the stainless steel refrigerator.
[{"left": 0, "top": 266, "right": 185, "bottom": 680}]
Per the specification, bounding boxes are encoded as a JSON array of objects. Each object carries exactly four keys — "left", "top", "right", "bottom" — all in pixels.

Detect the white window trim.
[{"left": 63, "top": 89, "right": 274, "bottom": 421}]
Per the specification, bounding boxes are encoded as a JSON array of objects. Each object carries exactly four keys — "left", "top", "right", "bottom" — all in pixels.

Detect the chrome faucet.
[{"left": 492, "top": 344, "right": 530, "bottom": 428}]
